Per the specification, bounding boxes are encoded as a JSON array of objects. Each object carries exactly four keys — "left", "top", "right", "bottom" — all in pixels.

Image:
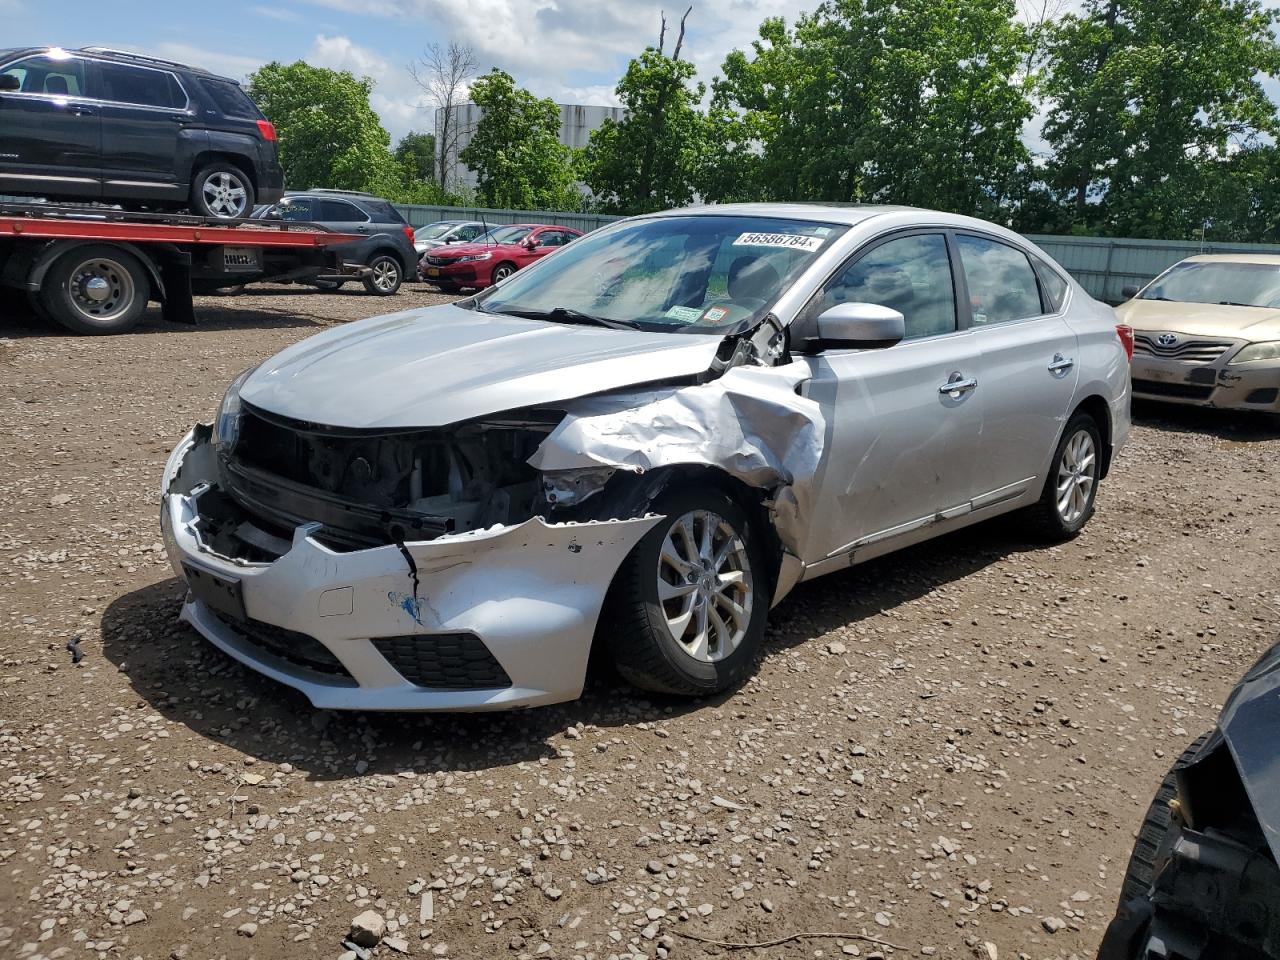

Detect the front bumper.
[
  {"left": 160, "top": 429, "right": 659, "bottom": 711},
  {"left": 1130, "top": 338, "right": 1280, "bottom": 411},
  {"left": 420, "top": 261, "right": 482, "bottom": 285}
]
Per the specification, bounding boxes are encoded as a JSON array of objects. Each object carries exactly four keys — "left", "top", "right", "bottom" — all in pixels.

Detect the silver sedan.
[{"left": 161, "top": 204, "right": 1132, "bottom": 710}]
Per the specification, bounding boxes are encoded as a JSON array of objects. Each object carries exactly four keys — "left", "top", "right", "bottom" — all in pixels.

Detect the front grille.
[
  {"left": 424, "top": 255, "right": 453, "bottom": 267},
  {"left": 372, "top": 634, "right": 512, "bottom": 689},
  {"left": 1132, "top": 378, "right": 1214, "bottom": 401},
  {"left": 211, "top": 611, "right": 355, "bottom": 682},
  {"left": 1133, "top": 334, "right": 1233, "bottom": 363}
]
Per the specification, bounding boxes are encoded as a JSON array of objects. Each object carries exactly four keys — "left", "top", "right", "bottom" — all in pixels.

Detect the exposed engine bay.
[{"left": 195, "top": 404, "right": 602, "bottom": 561}]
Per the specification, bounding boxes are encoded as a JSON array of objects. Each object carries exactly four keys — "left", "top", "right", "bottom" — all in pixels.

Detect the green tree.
[
  {"left": 1040, "top": 0, "right": 1280, "bottom": 237},
  {"left": 580, "top": 9, "right": 709, "bottom": 214},
  {"left": 394, "top": 131, "right": 437, "bottom": 182},
  {"left": 708, "top": 0, "right": 1033, "bottom": 217},
  {"left": 459, "top": 69, "right": 579, "bottom": 210},
  {"left": 247, "top": 61, "right": 399, "bottom": 192}
]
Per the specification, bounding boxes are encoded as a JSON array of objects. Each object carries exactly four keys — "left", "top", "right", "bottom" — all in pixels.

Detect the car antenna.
[{"left": 480, "top": 210, "right": 490, "bottom": 245}]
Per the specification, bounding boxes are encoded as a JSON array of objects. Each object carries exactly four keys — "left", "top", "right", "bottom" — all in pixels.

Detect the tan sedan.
[{"left": 1116, "top": 254, "right": 1280, "bottom": 411}]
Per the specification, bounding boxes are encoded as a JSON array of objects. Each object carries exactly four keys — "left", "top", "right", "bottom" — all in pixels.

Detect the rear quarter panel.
[{"left": 1062, "top": 286, "right": 1132, "bottom": 464}]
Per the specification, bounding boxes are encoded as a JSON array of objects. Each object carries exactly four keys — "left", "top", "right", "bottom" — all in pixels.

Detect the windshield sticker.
[
  {"left": 664, "top": 305, "right": 704, "bottom": 323},
  {"left": 733, "top": 232, "right": 824, "bottom": 253},
  {"left": 700, "top": 305, "right": 731, "bottom": 324}
]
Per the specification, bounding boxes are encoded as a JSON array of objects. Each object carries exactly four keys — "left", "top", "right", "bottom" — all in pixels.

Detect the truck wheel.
[
  {"left": 190, "top": 163, "right": 254, "bottom": 219},
  {"left": 363, "top": 255, "right": 403, "bottom": 295},
  {"left": 39, "top": 245, "right": 149, "bottom": 334},
  {"left": 602, "top": 486, "right": 770, "bottom": 697}
]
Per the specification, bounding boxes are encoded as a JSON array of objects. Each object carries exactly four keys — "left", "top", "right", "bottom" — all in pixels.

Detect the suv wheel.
[
  {"left": 190, "top": 163, "right": 255, "bottom": 219},
  {"left": 40, "top": 245, "right": 149, "bottom": 334},
  {"left": 363, "top": 255, "right": 403, "bottom": 296}
]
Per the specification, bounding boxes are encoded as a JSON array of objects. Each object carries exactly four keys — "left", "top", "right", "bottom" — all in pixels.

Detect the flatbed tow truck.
[{"left": 0, "top": 201, "right": 362, "bottom": 334}]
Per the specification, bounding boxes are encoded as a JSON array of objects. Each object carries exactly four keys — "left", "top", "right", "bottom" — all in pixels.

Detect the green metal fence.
[{"left": 400, "top": 203, "right": 1280, "bottom": 305}]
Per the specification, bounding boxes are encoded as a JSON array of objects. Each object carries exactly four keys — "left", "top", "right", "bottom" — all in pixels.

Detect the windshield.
[
  {"left": 1143, "top": 261, "right": 1280, "bottom": 308},
  {"left": 478, "top": 215, "right": 846, "bottom": 333},
  {"left": 415, "top": 222, "right": 460, "bottom": 240},
  {"left": 474, "top": 225, "right": 533, "bottom": 245}
]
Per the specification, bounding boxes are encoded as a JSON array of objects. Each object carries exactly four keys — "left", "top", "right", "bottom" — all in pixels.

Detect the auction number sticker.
[{"left": 733, "top": 232, "right": 824, "bottom": 252}]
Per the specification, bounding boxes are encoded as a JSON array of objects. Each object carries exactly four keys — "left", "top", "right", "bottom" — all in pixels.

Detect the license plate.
[
  {"left": 426, "top": 267, "right": 440, "bottom": 277},
  {"left": 183, "top": 562, "right": 246, "bottom": 622},
  {"left": 221, "top": 246, "right": 261, "bottom": 272},
  {"left": 1188, "top": 367, "right": 1216, "bottom": 385}
]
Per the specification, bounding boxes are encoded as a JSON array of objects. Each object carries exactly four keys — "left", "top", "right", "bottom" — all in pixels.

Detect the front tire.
[
  {"left": 602, "top": 487, "right": 770, "bottom": 697},
  {"left": 490, "top": 261, "right": 517, "bottom": 284},
  {"left": 39, "top": 245, "right": 149, "bottom": 334},
  {"left": 363, "top": 255, "right": 403, "bottom": 295},
  {"left": 189, "top": 163, "right": 254, "bottom": 219},
  {"left": 1026, "top": 412, "right": 1102, "bottom": 541}
]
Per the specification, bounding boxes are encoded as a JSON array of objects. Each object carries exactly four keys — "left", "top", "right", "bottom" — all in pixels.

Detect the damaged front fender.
[{"left": 530, "top": 361, "right": 824, "bottom": 571}]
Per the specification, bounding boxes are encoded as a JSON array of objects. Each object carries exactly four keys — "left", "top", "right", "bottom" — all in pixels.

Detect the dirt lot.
[{"left": 2, "top": 284, "right": 1278, "bottom": 960}]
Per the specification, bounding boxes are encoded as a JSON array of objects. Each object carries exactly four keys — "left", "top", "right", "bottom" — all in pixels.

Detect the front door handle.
[
  {"left": 1048, "top": 353, "right": 1075, "bottom": 373},
  {"left": 939, "top": 375, "right": 978, "bottom": 396},
  {"left": 72, "top": 105, "right": 95, "bottom": 116}
]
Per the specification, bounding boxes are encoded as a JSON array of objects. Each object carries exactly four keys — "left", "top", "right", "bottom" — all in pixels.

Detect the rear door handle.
[
  {"left": 168, "top": 114, "right": 190, "bottom": 123},
  {"left": 1048, "top": 354, "right": 1075, "bottom": 373},
  {"left": 72, "top": 105, "right": 95, "bottom": 116},
  {"left": 939, "top": 375, "right": 978, "bottom": 396}
]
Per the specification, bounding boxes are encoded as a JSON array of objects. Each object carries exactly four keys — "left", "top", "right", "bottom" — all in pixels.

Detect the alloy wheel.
[
  {"left": 202, "top": 171, "right": 249, "bottom": 218},
  {"left": 1055, "top": 428, "right": 1097, "bottom": 524},
  {"left": 371, "top": 260, "right": 399, "bottom": 292},
  {"left": 655, "top": 510, "right": 754, "bottom": 663},
  {"left": 67, "top": 257, "right": 135, "bottom": 323}
]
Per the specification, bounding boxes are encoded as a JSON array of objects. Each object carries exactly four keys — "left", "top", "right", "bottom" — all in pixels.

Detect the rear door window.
[
  {"left": 95, "top": 62, "right": 185, "bottom": 109},
  {"left": 201, "top": 79, "right": 262, "bottom": 119},
  {"left": 956, "top": 235, "right": 1044, "bottom": 326},
  {"left": 314, "top": 199, "right": 369, "bottom": 223},
  {"left": 2, "top": 54, "right": 88, "bottom": 97}
]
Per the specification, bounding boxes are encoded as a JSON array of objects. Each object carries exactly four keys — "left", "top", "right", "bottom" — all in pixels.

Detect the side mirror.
[
  {"left": 0, "top": 75, "right": 21, "bottom": 92},
  {"left": 522, "top": 238, "right": 538, "bottom": 250},
  {"left": 809, "top": 302, "right": 905, "bottom": 351},
  {"left": 1121, "top": 284, "right": 1140, "bottom": 300}
]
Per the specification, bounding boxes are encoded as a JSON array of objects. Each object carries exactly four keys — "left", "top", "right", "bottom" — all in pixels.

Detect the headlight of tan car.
[{"left": 1230, "top": 341, "right": 1280, "bottom": 364}]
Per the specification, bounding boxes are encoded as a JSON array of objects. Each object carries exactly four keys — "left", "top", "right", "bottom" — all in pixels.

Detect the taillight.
[
  {"left": 1116, "top": 323, "right": 1134, "bottom": 362},
  {"left": 255, "top": 119, "right": 277, "bottom": 141},
  {"left": 402, "top": 225, "right": 415, "bottom": 243}
]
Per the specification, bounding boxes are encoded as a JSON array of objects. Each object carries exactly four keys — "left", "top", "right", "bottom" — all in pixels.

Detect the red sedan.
[{"left": 420, "top": 223, "right": 583, "bottom": 291}]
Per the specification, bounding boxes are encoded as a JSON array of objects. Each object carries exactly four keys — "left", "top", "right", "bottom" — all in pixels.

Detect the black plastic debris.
[{"left": 66, "top": 635, "right": 85, "bottom": 664}]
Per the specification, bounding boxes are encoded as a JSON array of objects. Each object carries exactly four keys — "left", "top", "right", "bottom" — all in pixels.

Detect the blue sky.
[{"left": 3, "top": 0, "right": 810, "bottom": 142}]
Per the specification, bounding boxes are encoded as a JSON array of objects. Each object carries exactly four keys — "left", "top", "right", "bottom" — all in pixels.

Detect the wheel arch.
[
  {"left": 26, "top": 240, "right": 162, "bottom": 303},
  {"left": 1070, "top": 393, "right": 1114, "bottom": 480},
  {"left": 190, "top": 152, "right": 258, "bottom": 190}
]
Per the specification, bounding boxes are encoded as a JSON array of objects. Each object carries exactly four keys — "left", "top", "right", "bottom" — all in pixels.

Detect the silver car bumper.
[
  {"left": 160, "top": 429, "right": 659, "bottom": 711},
  {"left": 1130, "top": 336, "right": 1280, "bottom": 412}
]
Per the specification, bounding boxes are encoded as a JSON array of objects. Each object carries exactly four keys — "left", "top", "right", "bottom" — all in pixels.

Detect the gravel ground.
[{"left": 2, "top": 283, "right": 1279, "bottom": 960}]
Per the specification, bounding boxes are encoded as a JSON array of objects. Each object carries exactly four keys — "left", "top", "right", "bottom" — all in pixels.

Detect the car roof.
[{"left": 1179, "top": 253, "right": 1280, "bottom": 266}]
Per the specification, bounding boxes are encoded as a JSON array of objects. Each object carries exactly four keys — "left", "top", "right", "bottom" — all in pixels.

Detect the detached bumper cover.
[{"left": 160, "top": 429, "right": 660, "bottom": 711}]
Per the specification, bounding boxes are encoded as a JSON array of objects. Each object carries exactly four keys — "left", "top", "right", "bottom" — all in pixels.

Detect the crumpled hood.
[
  {"left": 238, "top": 303, "right": 723, "bottom": 429},
  {"left": 1116, "top": 298, "right": 1280, "bottom": 340},
  {"left": 1217, "top": 638, "right": 1280, "bottom": 865}
]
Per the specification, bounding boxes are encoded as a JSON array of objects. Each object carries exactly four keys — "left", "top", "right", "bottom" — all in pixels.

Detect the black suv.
[
  {"left": 259, "top": 190, "right": 418, "bottom": 295},
  {"left": 0, "top": 46, "right": 284, "bottom": 219}
]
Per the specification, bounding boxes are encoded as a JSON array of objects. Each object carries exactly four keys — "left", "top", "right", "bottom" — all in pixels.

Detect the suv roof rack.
[
  {"left": 297, "top": 188, "right": 381, "bottom": 198},
  {"left": 78, "top": 46, "right": 189, "bottom": 70}
]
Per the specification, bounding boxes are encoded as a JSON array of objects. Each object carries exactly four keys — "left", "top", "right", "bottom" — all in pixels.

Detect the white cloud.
[
  {"left": 251, "top": 5, "right": 305, "bottom": 21},
  {"left": 144, "top": 42, "right": 266, "bottom": 83},
  {"left": 309, "top": 34, "right": 435, "bottom": 142}
]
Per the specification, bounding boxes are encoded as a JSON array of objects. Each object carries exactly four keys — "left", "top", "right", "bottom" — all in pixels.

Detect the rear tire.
[
  {"left": 189, "top": 163, "right": 254, "bottom": 219},
  {"left": 1025, "top": 411, "right": 1102, "bottom": 541},
  {"left": 363, "top": 255, "right": 403, "bottom": 295},
  {"left": 39, "top": 245, "right": 149, "bottom": 334},
  {"left": 602, "top": 486, "right": 770, "bottom": 697}
]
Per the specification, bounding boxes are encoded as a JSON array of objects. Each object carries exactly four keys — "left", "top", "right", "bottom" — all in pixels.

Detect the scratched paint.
[{"left": 389, "top": 591, "right": 425, "bottom": 625}]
